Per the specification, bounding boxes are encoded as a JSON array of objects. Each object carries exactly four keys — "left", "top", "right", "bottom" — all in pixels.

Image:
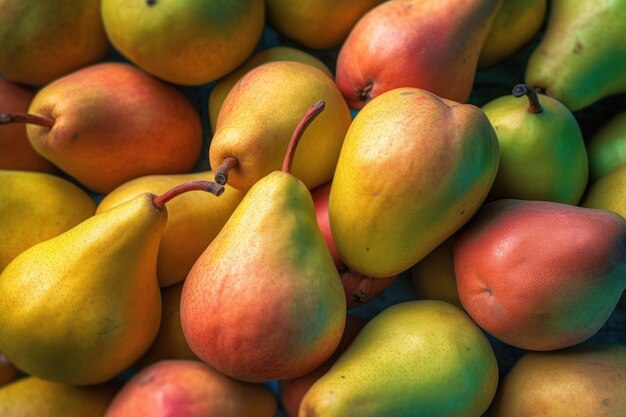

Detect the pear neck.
[{"left": 281, "top": 100, "right": 326, "bottom": 174}]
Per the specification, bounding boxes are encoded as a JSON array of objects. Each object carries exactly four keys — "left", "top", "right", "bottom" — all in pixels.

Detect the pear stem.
[
  {"left": 512, "top": 84, "right": 543, "bottom": 114},
  {"left": 0, "top": 112, "right": 55, "bottom": 128},
  {"left": 215, "top": 156, "right": 239, "bottom": 185},
  {"left": 281, "top": 100, "right": 326, "bottom": 174},
  {"left": 352, "top": 275, "right": 373, "bottom": 304},
  {"left": 152, "top": 181, "right": 224, "bottom": 209}
]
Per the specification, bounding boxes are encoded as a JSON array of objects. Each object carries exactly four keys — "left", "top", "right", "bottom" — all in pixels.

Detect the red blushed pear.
[
  {"left": 181, "top": 101, "right": 346, "bottom": 383},
  {"left": 454, "top": 199, "right": 626, "bottom": 351},
  {"left": 335, "top": 0, "right": 502, "bottom": 109},
  {"left": 0, "top": 62, "right": 203, "bottom": 194}
]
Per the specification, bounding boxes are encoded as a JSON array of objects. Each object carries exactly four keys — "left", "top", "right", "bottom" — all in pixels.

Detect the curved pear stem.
[
  {"left": 352, "top": 275, "right": 373, "bottom": 304},
  {"left": 281, "top": 100, "right": 326, "bottom": 174},
  {"left": 152, "top": 181, "right": 224, "bottom": 209},
  {"left": 512, "top": 84, "right": 543, "bottom": 114},
  {"left": 0, "top": 112, "right": 55, "bottom": 128},
  {"left": 214, "top": 156, "right": 239, "bottom": 185}
]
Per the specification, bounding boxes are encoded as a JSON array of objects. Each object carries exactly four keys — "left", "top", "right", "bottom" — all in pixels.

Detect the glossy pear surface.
[
  {"left": 329, "top": 87, "right": 499, "bottom": 277},
  {"left": 299, "top": 300, "right": 499, "bottom": 417}
]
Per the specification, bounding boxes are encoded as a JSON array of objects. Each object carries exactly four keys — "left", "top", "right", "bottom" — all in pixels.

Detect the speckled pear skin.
[
  {"left": 328, "top": 87, "right": 499, "bottom": 278},
  {"left": 454, "top": 199, "right": 626, "bottom": 351},
  {"left": 0, "top": 194, "right": 164, "bottom": 385},
  {"left": 180, "top": 171, "right": 346, "bottom": 383},
  {"left": 299, "top": 300, "right": 499, "bottom": 417}
]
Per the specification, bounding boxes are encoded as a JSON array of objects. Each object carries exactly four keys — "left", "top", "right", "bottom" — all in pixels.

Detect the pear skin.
[
  {"left": 328, "top": 87, "right": 499, "bottom": 278},
  {"left": 209, "top": 46, "right": 332, "bottom": 133},
  {"left": 583, "top": 164, "right": 626, "bottom": 219},
  {"left": 101, "top": 0, "right": 265, "bottom": 85},
  {"left": 587, "top": 111, "right": 626, "bottom": 181},
  {"left": 0, "top": 377, "right": 119, "bottom": 417},
  {"left": 299, "top": 301, "right": 499, "bottom": 417},
  {"left": 0, "top": 0, "right": 109, "bottom": 86},
  {"left": 97, "top": 171, "right": 245, "bottom": 287},
  {"left": 335, "top": 0, "right": 503, "bottom": 109},
  {"left": 0, "top": 194, "right": 165, "bottom": 385},
  {"left": 525, "top": 0, "right": 626, "bottom": 111},
  {"left": 104, "top": 360, "right": 277, "bottom": 417},
  {"left": 210, "top": 61, "right": 351, "bottom": 192},
  {"left": 0, "top": 170, "right": 95, "bottom": 273},
  {"left": 454, "top": 199, "right": 626, "bottom": 351}
]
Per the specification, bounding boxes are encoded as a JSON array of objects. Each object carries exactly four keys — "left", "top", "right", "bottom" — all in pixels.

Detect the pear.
[
  {"left": 299, "top": 300, "right": 499, "bottom": 417},
  {"left": 101, "top": 0, "right": 265, "bottom": 85},
  {"left": 181, "top": 101, "right": 347, "bottom": 383},
  {"left": 328, "top": 87, "right": 499, "bottom": 278},
  {"left": 0, "top": 0, "right": 109, "bottom": 86},
  {"left": 0, "top": 377, "right": 118, "bottom": 417},
  {"left": 525, "top": 0, "right": 626, "bottom": 111},
  {"left": 482, "top": 84, "right": 588, "bottom": 204},
  {"left": 335, "top": 0, "right": 503, "bottom": 109},
  {"left": 0, "top": 62, "right": 203, "bottom": 194},
  {"left": 210, "top": 61, "right": 351, "bottom": 192},
  {"left": 104, "top": 360, "right": 277, "bottom": 417},
  {"left": 97, "top": 171, "right": 245, "bottom": 287},
  {"left": 454, "top": 199, "right": 626, "bottom": 351},
  {"left": 491, "top": 344, "right": 626, "bottom": 416},
  {"left": 209, "top": 46, "right": 332, "bottom": 133},
  {"left": 587, "top": 111, "right": 626, "bottom": 181},
  {"left": 0, "top": 78, "right": 56, "bottom": 172},
  {"left": 0, "top": 170, "right": 95, "bottom": 273},
  {"left": 0, "top": 181, "right": 223, "bottom": 385},
  {"left": 266, "top": 0, "right": 384, "bottom": 50}
]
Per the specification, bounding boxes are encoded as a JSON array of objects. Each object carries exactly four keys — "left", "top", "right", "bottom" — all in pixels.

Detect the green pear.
[
  {"left": 587, "top": 111, "right": 626, "bottom": 181},
  {"left": 0, "top": 0, "right": 109, "bottom": 86},
  {"left": 181, "top": 102, "right": 347, "bottom": 383},
  {"left": 328, "top": 87, "right": 499, "bottom": 278},
  {"left": 0, "top": 377, "right": 118, "bottom": 417},
  {"left": 583, "top": 163, "right": 626, "bottom": 218},
  {"left": 101, "top": 0, "right": 265, "bottom": 85},
  {"left": 299, "top": 300, "right": 499, "bottom": 417},
  {"left": 491, "top": 344, "right": 626, "bottom": 416},
  {"left": 209, "top": 61, "right": 352, "bottom": 192},
  {"left": 97, "top": 171, "right": 245, "bottom": 287},
  {"left": 0, "top": 170, "right": 95, "bottom": 273},
  {"left": 482, "top": 84, "right": 588, "bottom": 204},
  {"left": 0, "top": 181, "right": 223, "bottom": 385},
  {"left": 525, "top": 0, "right": 626, "bottom": 111}
]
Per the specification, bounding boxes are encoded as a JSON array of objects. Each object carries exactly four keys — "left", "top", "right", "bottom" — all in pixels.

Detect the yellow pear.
[{"left": 0, "top": 170, "right": 95, "bottom": 273}]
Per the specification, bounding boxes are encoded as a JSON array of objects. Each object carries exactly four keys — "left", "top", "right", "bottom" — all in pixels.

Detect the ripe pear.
[
  {"left": 209, "top": 46, "right": 332, "bottom": 133},
  {"left": 0, "top": 62, "right": 203, "bottom": 194},
  {"left": 266, "top": 0, "right": 384, "bottom": 50},
  {"left": 104, "top": 360, "right": 277, "bottom": 417},
  {"left": 0, "top": 78, "right": 56, "bottom": 172},
  {"left": 491, "top": 344, "right": 626, "bottom": 416},
  {"left": 181, "top": 102, "right": 347, "bottom": 382},
  {"left": 210, "top": 61, "right": 351, "bottom": 192},
  {"left": 0, "top": 170, "right": 95, "bottom": 273},
  {"left": 583, "top": 164, "right": 626, "bottom": 218},
  {"left": 525, "top": 0, "right": 626, "bottom": 111},
  {"left": 477, "top": 0, "right": 547, "bottom": 69},
  {"left": 329, "top": 87, "right": 499, "bottom": 278},
  {"left": 587, "top": 111, "right": 626, "bottom": 181},
  {"left": 454, "top": 199, "right": 626, "bottom": 351},
  {"left": 335, "top": 0, "right": 503, "bottom": 109},
  {"left": 101, "top": 0, "right": 265, "bottom": 85},
  {"left": 0, "top": 0, "right": 109, "bottom": 86},
  {"left": 0, "top": 181, "right": 223, "bottom": 385},
  {"left": 97, "top": 171, "right": 245, "bottom": 287},
  {"left": 0, "top": 377, "right": 119, "bottom": 417},
  {"left": 482, "top": 84, "right": 588, "bottom": 204},
  {"left": 299, "top": 300, "right": 499, "bottom": 417}
]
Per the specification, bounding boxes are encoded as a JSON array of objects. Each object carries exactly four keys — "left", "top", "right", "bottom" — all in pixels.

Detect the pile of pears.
[{"left": 1, "top": 0, "right": 626, "bottom": 416}]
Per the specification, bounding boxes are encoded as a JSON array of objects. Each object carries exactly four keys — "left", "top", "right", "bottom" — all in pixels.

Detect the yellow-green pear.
[
  {"left": 0, "top": 170, "right": 95, "bottom": 273},
  {"left": 329, "top": 87, "right": 499, "bottom": 278},
  {"left": 299, "top": 300, "right": 499, "bottom": 417},
  {"left": 0, "top": 377, "right": 119, "bottom": 417},
  {"left": 97, "top": 171, "right": 245, "bottom": 288},
  {"left": 210, "top": 61, "right": 352, "bottom": 191},
  {"left": 588, "top": 111, "right": 626, "bottom": 181},
  {"left": 209, "top": 46, "right": 332, "bottom": 133},
  {"left": 0, "top": 181, "right": 223, "bottom": 385}
]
